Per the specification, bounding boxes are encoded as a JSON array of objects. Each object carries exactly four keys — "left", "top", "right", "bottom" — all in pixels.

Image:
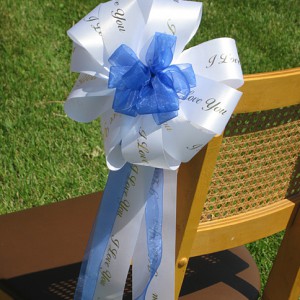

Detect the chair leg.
[
  {"left": 263, "top": 204, "right": 300, "bottom": 300},
  {"left": 0, "top": 289, "right": 13, "bottom": 300}
]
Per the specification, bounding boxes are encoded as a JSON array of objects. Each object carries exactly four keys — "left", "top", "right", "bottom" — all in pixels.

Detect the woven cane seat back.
[
  {"left": 175, "top": 68, "right": 300, "bottom": 298},
  {"left": 201, "top": 104, "right": 300, "bottom": 222}
]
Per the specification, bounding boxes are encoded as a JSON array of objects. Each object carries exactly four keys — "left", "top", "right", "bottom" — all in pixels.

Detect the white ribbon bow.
[
  {"left": 64, "top": 1, "right": 244, "bottom": 299},
  {"left": 65, "top": 0, "right": 243, "bottom": 171}
]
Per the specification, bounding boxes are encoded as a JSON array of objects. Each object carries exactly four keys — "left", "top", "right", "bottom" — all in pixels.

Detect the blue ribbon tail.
[
  {"left": 135, "top": 168, "right": 164, "bottom": 300},
  {"left": 74, "top": 163, "right": 132, "bottom": 300}
]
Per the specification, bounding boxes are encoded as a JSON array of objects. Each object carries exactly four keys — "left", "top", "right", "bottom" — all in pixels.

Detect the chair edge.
[
  {"left": 191, "top": 198, "right": 298, "bottom": 256},
  {"left": 243, "top": 67, "right": 300, "bottom": 81},
  {"left": 236, "top": 67, "right": 300, "bottom": 113}
]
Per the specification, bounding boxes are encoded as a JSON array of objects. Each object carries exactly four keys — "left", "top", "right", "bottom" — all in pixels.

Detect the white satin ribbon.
[{"left": 93, "top": 165, "right": 154, "bottom": 300}]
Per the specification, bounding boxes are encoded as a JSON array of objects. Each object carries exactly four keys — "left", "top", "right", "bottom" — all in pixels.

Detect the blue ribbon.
[
  {"left": 108, "top": 32, "right": 196, "bottom": 125},
  {"left": 135, "top": 168, "right": 164, "bottom": 300},
  {"left": 75, "top": 164, "right": 164, "bottom": 300},
  {"left": 74, "top": 163, "right": 132, "bottom": 300}
]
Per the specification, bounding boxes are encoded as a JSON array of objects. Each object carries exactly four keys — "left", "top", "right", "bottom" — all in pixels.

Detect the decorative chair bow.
[
  {"left": 108, "top": 32, "right": 196, "bottom": 125},
  {"left": 65, "top": 0, "right": 244, "bottom": 299}
]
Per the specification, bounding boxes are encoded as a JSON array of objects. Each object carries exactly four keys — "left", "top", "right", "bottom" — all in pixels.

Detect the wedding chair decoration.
[{"left": 64, "top": 0, "right": 244, "bottom": 299}]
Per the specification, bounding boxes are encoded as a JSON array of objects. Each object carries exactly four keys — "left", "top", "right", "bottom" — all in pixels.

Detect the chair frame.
[
  {"left": 175, "top": 67, "right": 300, "bottom": 299},
  {"left": 0, "top": 68, "right": 299, "bottom": 300}
]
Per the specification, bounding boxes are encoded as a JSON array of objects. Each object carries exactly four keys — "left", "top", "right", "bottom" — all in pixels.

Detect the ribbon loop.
[
  {"left": 108, "top": 46, "right": 150, "bottom": 91},
  {"left": 160, "top": 64, "right": 195, "bottom": 99},
  {"left": 146, "top": 32, "right": 176, "bottom": 73},
  {"left": 139, "top": 75, "right": 179, "bottom": 113}
]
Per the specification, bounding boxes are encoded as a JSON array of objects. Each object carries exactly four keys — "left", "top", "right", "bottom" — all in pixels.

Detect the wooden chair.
[
  {"left": 176, "top": 67, "right": 300, "bottom": 299},
  {"left": 0, "top": 68, "right": 299, "bottom": 300}
]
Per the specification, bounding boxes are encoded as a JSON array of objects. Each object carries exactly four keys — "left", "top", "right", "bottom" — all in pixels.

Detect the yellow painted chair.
[
  {"left": 0, "top": 68, "right": 299, "bottom": 299},
  {"left": 176, "top": 67, "right": 300, "bottom": 299}
]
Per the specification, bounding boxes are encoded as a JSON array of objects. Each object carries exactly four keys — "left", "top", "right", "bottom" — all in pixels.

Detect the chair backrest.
[
  {"left": 0, "top": 68, "right": 299, "bottom": 300},
  {"left": 175, "top": 67, "right": 300, "bottom": 298}
]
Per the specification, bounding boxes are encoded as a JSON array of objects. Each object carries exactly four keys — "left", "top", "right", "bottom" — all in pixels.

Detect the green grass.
[
  {"left": 1, "top": 0, "right": 109, "bottom": 212},
  {"left": 1, "top": 0, "right": 299, "bottom": 297}
]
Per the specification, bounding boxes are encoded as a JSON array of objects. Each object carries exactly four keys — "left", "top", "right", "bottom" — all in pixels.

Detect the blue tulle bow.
[{"left": 108, "top": 32, "right": 196, "bottom": 125}]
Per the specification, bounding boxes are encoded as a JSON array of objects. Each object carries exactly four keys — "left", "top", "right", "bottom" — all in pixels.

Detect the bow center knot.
[{"left": 108, "top": 32, "right": 196, "bottom": 125}]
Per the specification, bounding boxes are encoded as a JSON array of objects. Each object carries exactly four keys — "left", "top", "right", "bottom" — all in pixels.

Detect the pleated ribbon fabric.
[{"left": 64, "top": 1, "right": 244, "bottom": 299}]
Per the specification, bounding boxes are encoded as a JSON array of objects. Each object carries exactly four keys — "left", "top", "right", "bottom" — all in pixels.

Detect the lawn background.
[{"left": 1, "top": 0, "right": 299, "bottom": 296}]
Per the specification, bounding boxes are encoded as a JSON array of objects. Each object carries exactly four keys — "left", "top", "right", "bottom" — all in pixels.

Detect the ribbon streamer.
[
  {"left": 133, "top": 169, "right": 177, "bottom": 300},
  {"left": 75, "top": 163, "right": 132, "bottom": 299},
  {"left": 92, "top": 165, "right": 154, "bottom": 300},
  {"left": 64, "top": 1, "right": 244, "bottom": 299},
  {"left": 133, "top": 168, "right": 164, "bottom": 300}
]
